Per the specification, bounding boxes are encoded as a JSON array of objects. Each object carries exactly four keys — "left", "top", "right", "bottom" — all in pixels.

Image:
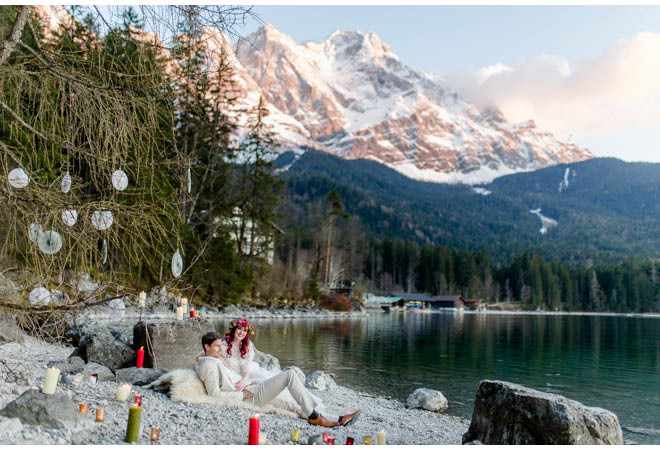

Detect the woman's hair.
[{"left": 224, "top": 318, "right": 254, "bottom": 359}]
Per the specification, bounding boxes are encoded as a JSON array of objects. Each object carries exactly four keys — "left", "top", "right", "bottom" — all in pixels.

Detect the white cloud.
[{"left": 445, "top": 32, "right": 660, "bottom": 147}]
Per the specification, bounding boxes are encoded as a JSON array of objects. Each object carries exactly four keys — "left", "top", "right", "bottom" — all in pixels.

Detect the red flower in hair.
[{"left": 225, "top": 318, "right": 254, "bottom": 359}]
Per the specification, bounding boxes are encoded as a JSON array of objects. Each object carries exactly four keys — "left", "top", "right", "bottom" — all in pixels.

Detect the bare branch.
[{"left": 0, "top": 6, "right": 30, "bottom": 66}]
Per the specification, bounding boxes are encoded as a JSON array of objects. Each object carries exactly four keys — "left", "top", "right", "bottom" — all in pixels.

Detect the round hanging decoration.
[
  {"left": 38, "top": 230, "right": 63, "bottom": 255},
  {"left": 61, "top": 171, "right": 72, "bottom": 194},
  {"left": 8, "top": 168, "right": 29, "bottom": 189},
  {"left": 171, "top": 249, "right": 183, "bottom": 278},
  {"left": 28, "top": 286, "right": 51, "bottom": 305},
  {"left": 91, "top": 210, "right": 113, "bottom": 231},
  {"left": 111, "top": 169, "right": 128, "bottom": 191},
  {"left": 61, "top": 209, "right": 78, "bottom": 227},
  {"left": 28, "top": 223, "right": 43, "bottom": 242},
  {"left": 102, "top": 238, "right": 108, "bottom": 264},
  {"left": 108, "top": 298, "right": 126, "bottom": 321}
]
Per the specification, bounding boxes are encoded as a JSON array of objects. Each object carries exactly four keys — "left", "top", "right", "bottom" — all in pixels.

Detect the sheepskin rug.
[{"left": 147, "top": 369, "right": 302, "bottom": 418}]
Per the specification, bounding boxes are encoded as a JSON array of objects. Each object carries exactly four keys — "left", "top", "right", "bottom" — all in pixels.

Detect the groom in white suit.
[{"left": 195, "top": 331, "right": 360, "bottom": 428}]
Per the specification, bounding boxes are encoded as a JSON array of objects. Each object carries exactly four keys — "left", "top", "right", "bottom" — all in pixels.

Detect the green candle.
[{"left": 125, "top": 405, "right": 142, "bottom": 443}]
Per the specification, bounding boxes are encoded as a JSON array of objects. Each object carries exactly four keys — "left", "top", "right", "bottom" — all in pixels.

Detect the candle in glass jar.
[
  {"left": 346, "top": 437, "right": 355, "bottom": 445},
  {"left": 125, "top": 404, "right": 142, "bottom": 443},
  {"left": 363, "top": 436, "right": 373, "bottom": 445},
  {"left": 176, "top": 306, "right": 183, "bottom": 321},
  {"left": 136, "top": 346, "right": 144, "bottom": 368},
  {"left": 117, "top": 384, "right": 132, "bottom": 402},
  {"left": 95, "top": 407, "right": 105, "bottom": 422},
  {"left": 42, "top": 366, "right": 60, "bottom": 395},
  {"left": 376, "top": 430, "right": 387, "bottom": 445},
  {"left": 79, "top": 403, "right": 88, "bottom": 414},
  {"left": 326, "top": 437, "right": 336, "bottom": 445},
  {"left": 258, "top": 432, "right": 267, "bottom": 445},
  {"left": 248, "top": 413, "right": 260, "bottom": 445},
  {"left": 290, "top": 429, "right": 301, "bottom": 443},
  {"left": 322, "top": 432, "right": 330, "bottom": 443},
  {"left": 189, "top": 309, "right": 195, "bottom": 318},
  {"left": 134, "top": 394, "right": 143, "bottom": 406},
  {"left": 150, "top": 426, "right": 160, "bottom": 441}
]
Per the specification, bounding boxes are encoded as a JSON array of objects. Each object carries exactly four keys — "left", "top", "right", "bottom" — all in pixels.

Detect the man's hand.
[
  {"left": 242, "top": 390, "right": 254, "bottom": 400},
  {"left": 234, "top": 380, "right": 246, "bottom": 391}
]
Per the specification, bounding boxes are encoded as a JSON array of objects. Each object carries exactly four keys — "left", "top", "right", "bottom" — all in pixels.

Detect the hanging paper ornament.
[
  {"left": 102, "top": 238, "right": 108, "bottom": 264},
  {"left": 111, "top": 169, "right": 128, "bottom": 191},
  {"left": 61, "top": 209, "right": 78, "bottom": 227},
  {"left": 108, "top": 298, "right": 126, "bottom": 321},
  {"left": 61, "top": 172, "right": 72, "bottom": 194},
  {"left": 91, "top": 210, "right": 113, "bottom": 231},
  {"left": 187, "top": 167, "right": 192, "bottom": 194},
  {"left": 29, "top": 286, "right": 51, "bottom": 305},
  {"left": 8, "top": 168, "right": 29, "bottom": 189},
  {"left": 38, "top": 230, "right": 62, "bottom": 255},
  {"left": 171, "top": 249, "right": 183, "bottom": 277},
  {"left": 28, "top": 223, "right": 43, "bottom": 242}
]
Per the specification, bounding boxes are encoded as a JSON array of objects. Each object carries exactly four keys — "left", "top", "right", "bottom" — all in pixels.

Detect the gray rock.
[
  {"left": 253, "top": 348, "right": 281, "bottom": 371},
  {"left": 0, "top": 316, "right": 23, "bottom": 344},
  {"left": 223, "top": 304, "right": 242, "bottom": 315},
  {"left": 305, "top": 371, "right": 337, "bottom": 392},
  {"left": 133, "top": 320, "right": 215, "bottom": 370},
  {"left": 76, "top": 331, "right": 136, "bottom": 370},
  {"left": 406, "top": 388, "right": 449, "bottom": 412},
  {"left": 115, "top": 367, "right": 167, "bottom": 386},
  {"left": 47, "top": 356, "right": 85, "bottom": 374},
  {"left": 82, "top": 362, "right": 115, "bottom": 381},
  {"left": 75, "top": 273, "right": 99, "bottom": 297},
  {"left": 0, "top": 389, "right": 83, "bottom": 429},
  {"left": 282, "top": 366, "right": 306, "bottom": 384},
  {"left": 64, "top": 322, "right": 110, "bottom": 347},
  {"left": 462, "top": 380, "right": 623, "bottom": 445},
  {"left": 0, "top": 417, "right": 23, "bottom": 438}
]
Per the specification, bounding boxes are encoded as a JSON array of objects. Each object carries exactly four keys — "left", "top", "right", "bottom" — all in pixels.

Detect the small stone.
[
  {"left": 305, "top": 371, "right": 337, "bottom": 392},
  {"left": 406, "top": 388, "right": 449, "bottom": 412}
]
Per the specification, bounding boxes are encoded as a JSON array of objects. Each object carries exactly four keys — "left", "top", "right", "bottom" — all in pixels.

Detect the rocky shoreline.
[{"left": 0, "top": 314, "right": 469, "bottom": 445}]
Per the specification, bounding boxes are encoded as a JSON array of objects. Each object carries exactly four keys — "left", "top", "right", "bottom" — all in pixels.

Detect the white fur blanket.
[{"left": 146, "top": 369, "right": 302, "bottom": 418}]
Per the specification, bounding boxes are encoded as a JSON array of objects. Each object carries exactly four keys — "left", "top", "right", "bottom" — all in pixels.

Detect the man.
[{"left": 195, "top": 331, "right": 360, "bottom": 428}]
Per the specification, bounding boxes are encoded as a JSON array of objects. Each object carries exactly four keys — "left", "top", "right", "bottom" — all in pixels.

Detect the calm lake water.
[{"left": 215, "top": 312, "right": 660, "bottom": 444}]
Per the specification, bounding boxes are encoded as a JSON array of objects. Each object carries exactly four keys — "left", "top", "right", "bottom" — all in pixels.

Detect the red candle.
[
  {"left": 136, "top": 347, "right": 144, "bottom": 368},
  {"left": 248, "top": 414, "right": 260, "bottom": 445},
  {"left": 189, "top": 309, "right": 195, "bottom": 318},
  {"left": 346, "top": 437, "right": 354, "bottom": 445}
]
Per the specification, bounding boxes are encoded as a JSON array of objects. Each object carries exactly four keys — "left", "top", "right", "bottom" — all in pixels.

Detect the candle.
[
  {"left": 95, "top": 407, "right": 105, "bottom": 422},
  {"left": 258, "top": 432, "right": 267, "bottom": 445},
  {"left": 363, "top": 436, "right": 373, "bottom": 445},
  {"left": 89, "top": 374, "right": 98, "bottom": 385},
  {"left": 327, "top": 436, "right": 336, "bottom": 445},
  {"left": 308, "top": 435, "right": 324, "bottom": 445},
  {"left": 134, "top": 394, "right": 143, "bottom": 406},
  {"left": 376, "top": 430, "right": 386, "bottom": 445},
  {"left": 79, "top": 403, "right": 88, "bottom": 414},
  {"left": 181, "top": 297, "right": 188, "bottom": 306},
  {"left": 60, "top": 372, "right": 73, "bottom": 385},
  {"left": 189, "top": 309, "right": 195, "bottom": 318},
  {"left": 150, "top": 426, "right": 160, "bottom": 441},
  {"left": 42, "top": 366, "right": 60, "bottom": 395},
  {"left": 125, "top": 404, "right": 142, "bottom": 443},
  {"left": 117, "top": 384, "right": 131, "bottom": 402},
  {"left": 248, "top": 413, "right": 260, "bottom": 445},
  {"left": 346, "top": 437, "right": 355, "bottom": 445},
  {"left": 176, "top": 306, "right": 183, "bottom": 321},
  {"left": 322, "top": 432, "right": 330, "bottom": 443},
  {"left": 73, "top": 374, "right": 82, "bottom": 383},
  {"left": 290, "top": 429, "right": 301, "bottom": 443},
  {"left": 139, "top": 291, "right": 146, "bottom": 308},
  {"left": 136, "top": 346, "right": 144, "bottom": 368}
]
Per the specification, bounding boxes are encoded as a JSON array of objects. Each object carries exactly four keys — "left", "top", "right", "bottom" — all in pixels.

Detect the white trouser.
[{"left": 247, "top": 370, "right": 317, "bottom": 417}]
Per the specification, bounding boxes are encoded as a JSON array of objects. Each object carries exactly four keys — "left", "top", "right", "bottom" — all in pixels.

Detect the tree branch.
[{"left": 0, "top": 6, "right": 30, "bottom": 66}]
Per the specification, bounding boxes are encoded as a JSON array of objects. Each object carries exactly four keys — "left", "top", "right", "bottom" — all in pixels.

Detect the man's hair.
[{"left": 201, "top": 331, "right": 221, "bottom": 349}]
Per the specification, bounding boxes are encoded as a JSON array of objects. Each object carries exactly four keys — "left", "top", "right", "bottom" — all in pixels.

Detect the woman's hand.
[{"left": 234, "top": 380, "right": 246, "bottom": 391}]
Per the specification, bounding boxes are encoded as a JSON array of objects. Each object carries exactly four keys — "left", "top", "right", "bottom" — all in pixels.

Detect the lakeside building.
[{"left": 430, "top": 295, "right": 465, "bottom": 309}]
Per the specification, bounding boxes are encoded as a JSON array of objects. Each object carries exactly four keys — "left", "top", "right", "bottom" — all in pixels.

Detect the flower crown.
[{"left": 229, "top": 318, "right": 255, "bottom": 336}]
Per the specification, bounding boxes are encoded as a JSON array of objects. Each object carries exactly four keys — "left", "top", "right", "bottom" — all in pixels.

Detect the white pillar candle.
[
  {"left": 117, "top": 384, "right": 132, "bottom": 402},
  {"left": 376, "top": 430, "right": 386, "bottom": 445},
  {"left": 180, "top": 297, "right": 187, "bottom": 306},
  {"left": 176, "top": 306, "right": 183, "bottom": 321},
  {"left": 42, "top": 366, "right": 60, "bottom": 395},
  {"left": 138, "top": 291, "right": 146, "bottom": 308}
]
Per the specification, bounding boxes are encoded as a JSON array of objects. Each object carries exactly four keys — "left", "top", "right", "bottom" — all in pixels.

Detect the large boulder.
[
  {"left": 115, "top": 367, "right": 167, "bottom": 386},
  {"left": 406, "top": 388, "right": 448, "bottom": 412},
  {"left": 254, "top": 348, "right": 281, "bottom": 371},
  {"left": 82, "top": 362, "right": 115, "bottom": 381},
  {"left": 305, "top": 371, "right": 337, "bottom": 392},
  {"left": 47, "top": 356, "right": 85, "bottom": 374},
  {"left": 462, "top": 380, "right": 623, "bottom": 445},
  {"left": 282, "top": 366, "right": 306, "bottom": 385},
  {"left": 133, "top": 320, "right": 215, "bottom": 370},
  {"left": 0, "top": 389, "right": 83, "bottom": 429},
  {"left": 74, "top": 331, "right": 136, "bottom": 370}
]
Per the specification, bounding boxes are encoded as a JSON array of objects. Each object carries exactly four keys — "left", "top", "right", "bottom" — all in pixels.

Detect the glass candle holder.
[
  {"left": 322, "top": 432, "right": 330, "bottom": 443},
  {"left": 150, "top": 426, "right": 160, "bottom": 441},
  {"left": 363, "top": 436, "right": 373, "bottom": 445},
  {"left": 290, "top": 429, "right": 301, "bottom": 442},
  {"left": 95, "top": 407, "right": 105, "bottom": 422},
  {"left": 346, "top": 437, "right": 355, "bottom": 445},
  {"left": 134, "top": 394, "right": 143, "bottom": 406},
  {"left": 326, "top": 437, "right": 336, "bottom": 445},
  {"left": 79, "top": 403, "right": 88, "bottom": 414}
]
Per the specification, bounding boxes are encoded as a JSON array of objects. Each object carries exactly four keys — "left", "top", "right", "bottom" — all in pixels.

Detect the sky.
[{"left": 230, "top": 5, "right": 660, "bottom": 163}]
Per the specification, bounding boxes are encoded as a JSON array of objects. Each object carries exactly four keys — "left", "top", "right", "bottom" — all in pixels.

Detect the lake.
[{"left": 215, "top": 311, "right": 660, "bottom": 444}]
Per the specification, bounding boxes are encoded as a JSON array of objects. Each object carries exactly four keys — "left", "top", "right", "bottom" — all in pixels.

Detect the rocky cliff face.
[{"left": 231, "top": 25, "right": 592, "bottom": 184}]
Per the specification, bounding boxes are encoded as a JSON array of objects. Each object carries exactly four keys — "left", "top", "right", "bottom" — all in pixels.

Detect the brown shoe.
[
  {"left": 339, "top": 409, "right": 361, "bottom": 427},
  {"left": 307, "top": 413, "right": 339, "bottom": 428}
]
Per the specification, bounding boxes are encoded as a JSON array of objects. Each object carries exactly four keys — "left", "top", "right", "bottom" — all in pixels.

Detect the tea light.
[
  {"left": 176, "top": 306, "right": 183, "bottom": 321},
  {"left": 134, "top": 394, "right": 143, "bottom": 406},
  {"left": 258, "top": 432, "right": 267, "bottom": 445},
  {"left": 89, "top": 374, "right": 98, "bottom": 385},
  {"left": 346, "top": 437, "right": 355, "bottom": 445},
  {"left": 95, "top": 407, "right": 105, "bottom": 422},
  {"left": 376, "top": 430, "right": 386, "bottom": 445},
  {"left": 150, "top": 426, "right": 160, "bottom": 441},
  {"left": 290, "top": 429, "right": 301, "bottom": 443},
  {"left": 117, "top": 384, "right": 132, "bottom": 402},
  {"left": 363, "top": 436, "right": 373, "bottom": 445},
  {"left": 42, "top": 366, "right": 60, "bottom": 395},
  {"left": 327, "top": 436, "right": 336, "bottom": 445},
  {"left": 79, "top": 403, "right": 88, "bottom": 414}
]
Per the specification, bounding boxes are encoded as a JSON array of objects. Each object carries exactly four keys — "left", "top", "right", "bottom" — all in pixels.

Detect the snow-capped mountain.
[{"left": 229, "top": 25, "right": 593, "bottom": 184}]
